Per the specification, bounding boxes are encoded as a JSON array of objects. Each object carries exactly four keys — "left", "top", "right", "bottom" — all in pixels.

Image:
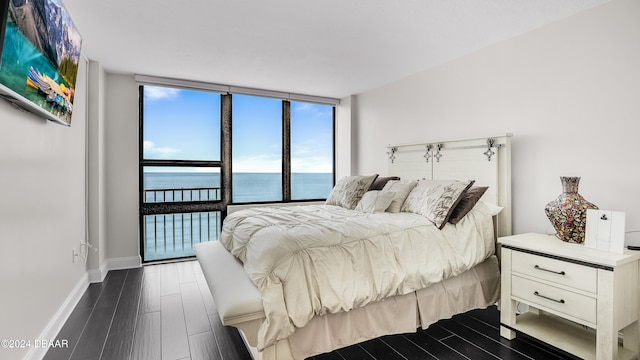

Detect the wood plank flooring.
[{"left": 44, "top": 260, "right": 579, "bottom": 360}]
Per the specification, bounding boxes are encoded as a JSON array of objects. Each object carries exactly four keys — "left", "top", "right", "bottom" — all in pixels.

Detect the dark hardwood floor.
[{"left": 44, "top": 260, "right": 577, "bottom": 360}]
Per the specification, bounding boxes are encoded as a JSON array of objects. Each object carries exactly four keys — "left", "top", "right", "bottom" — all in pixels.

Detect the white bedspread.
[{"left": 220, "top": 203, "right": 494, "bottom": 350}]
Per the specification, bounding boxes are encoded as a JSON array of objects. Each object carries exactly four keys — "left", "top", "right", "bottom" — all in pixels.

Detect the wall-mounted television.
[{"left": 0, "top": 0, "right": 82, "bottom": 126}]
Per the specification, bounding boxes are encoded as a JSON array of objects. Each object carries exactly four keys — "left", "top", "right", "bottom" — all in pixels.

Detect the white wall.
[
  {"left": 335, "top": 95, "right": 353, "bottom": 178},
  {"left": 87, "top": 60, "right": 107, "bottom": 275},
  {"left": 351, "top": 0, "right": 640, "bottom": 239},
  {"left": 0, "top": 59, "right": 88, "bottom": 359},
  {"left": 104, "top": 74, "right": 140, "bottom": 259}
]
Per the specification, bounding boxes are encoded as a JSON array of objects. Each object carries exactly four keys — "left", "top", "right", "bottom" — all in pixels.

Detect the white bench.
[{"left": 195, "top": 241, "right": 265, "bottom": 347}]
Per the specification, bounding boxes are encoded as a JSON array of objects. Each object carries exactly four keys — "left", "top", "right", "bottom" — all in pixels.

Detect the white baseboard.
[
  {"left": 25, "top": 272, "right": 89, "bottom": 360},
  {"left": 88, "top": 255, "right": 142, "bottom": 283},
  {"left": 26, "top": 255, "right": 142, "bottom": 359}
]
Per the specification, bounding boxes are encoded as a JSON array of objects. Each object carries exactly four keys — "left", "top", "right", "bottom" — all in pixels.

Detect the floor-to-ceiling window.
[
  {"left": 139, "top": 82, "right": 336, "bottom": 262},
  {"left": 140, "top": 86, "right": 225, "bottom": 262},
  {"left": 231, "top": 96, "right": 335, "bottom": 203},
  {"left": 232, "top": 94, "right": 283, "bottom": 203},
  {"left": 290, "top": 101, "right": 334, "bottom": 200}
]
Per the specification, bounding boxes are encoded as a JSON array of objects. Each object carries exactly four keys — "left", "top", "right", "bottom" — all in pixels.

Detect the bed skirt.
[{"left": 195, "top": 241, "right": 500, "bottom": 360}]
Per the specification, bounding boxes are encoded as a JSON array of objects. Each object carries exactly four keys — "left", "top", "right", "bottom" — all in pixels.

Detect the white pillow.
[
  {"left": 380, "top": 180, "right": 417, "bottom": 213},
  {"left": 325, "top": 174, "right": 378, "bottom": 209},
  {"left": 482, "top": 201, "right": 504, "bottom": 216},
  {"left": 401, "top": 179, "right": 474, "bottom": 229},
  {"left": 355, "top": 191, "right": 395, "bottom": 213}
]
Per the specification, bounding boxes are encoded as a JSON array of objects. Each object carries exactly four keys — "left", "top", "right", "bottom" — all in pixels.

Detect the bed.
[{"left": 195, "top": 134, "right": 512, "bottom": 360}]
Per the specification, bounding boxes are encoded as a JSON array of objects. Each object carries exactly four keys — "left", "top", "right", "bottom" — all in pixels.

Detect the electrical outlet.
[{"left": 72, "top": 248, "right": 78, "bottom": 263}]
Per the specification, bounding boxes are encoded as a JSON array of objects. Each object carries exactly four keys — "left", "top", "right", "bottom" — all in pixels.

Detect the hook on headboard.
[
  {"left": 484, "top": 138, "right": 496, "bottom": 161},
  {"left": 434, "top": 143, "right": 444, "bottom": 162},
  {"left": 388, "top": 147, "right": 397, "bottom": 163},
  {"left": 424, "top": 144, "right": 432, "bottom": 163}
]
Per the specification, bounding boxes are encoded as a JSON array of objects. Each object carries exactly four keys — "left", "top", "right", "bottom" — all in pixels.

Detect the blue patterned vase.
[{"left": 544, "top": 176, "right": 598, "bottom": 243}]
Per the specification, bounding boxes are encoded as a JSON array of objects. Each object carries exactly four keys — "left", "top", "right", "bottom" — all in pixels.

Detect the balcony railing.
[
  {"left": 142, "top": 186, "right": 222, "bottom": 262},
  {"left": 143, "top": 186, "right": 221, "bottom": 203},
  {"left": 143, "top": 211, "right": 221, "bottom": 261}
]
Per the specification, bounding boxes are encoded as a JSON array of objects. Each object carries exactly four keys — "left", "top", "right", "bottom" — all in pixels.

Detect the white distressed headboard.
[{"left": 387, "top": 134, "right": 512, "bottom": 237}]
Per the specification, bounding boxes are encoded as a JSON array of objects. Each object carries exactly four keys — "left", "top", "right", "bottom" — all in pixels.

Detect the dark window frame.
[
  {"left": 139, "top": 86, "right": 335, "bottom": 262},
  {"left": 138, "top": 88, "right": 230, "bottom": 263},
  {"left": 230, "top": 98, "right": 336, "bottom": 205}
]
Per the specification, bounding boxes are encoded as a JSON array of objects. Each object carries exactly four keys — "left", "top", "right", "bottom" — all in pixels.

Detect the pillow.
[
  {"left": 325, "top": 174, "right": 378, "bottom": 209},
  {"left": 482, "top": 201, "right": 504, "bottom": 216},
  {"left": 355, "top": 190, "right": 395, "bottom": 213},
  {"left": 369, "top": 176, "right": 401, "bottom": 191},
  {"left": 380, "top": 180, "right": 418, "bottom": 213},
  {"left": 448, "top": 186, "right": 489, "bottom": 224},
  {"left": 401, "top": 179, "right": 474, "bottom": 229}
]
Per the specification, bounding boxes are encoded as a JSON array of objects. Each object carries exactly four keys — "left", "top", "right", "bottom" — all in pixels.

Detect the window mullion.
[
  {"left": 282, "top": 100, "right": 291, "bottom": 202},
  {"left": 221, "top": 94, "right": 233, "bottom": 212}
]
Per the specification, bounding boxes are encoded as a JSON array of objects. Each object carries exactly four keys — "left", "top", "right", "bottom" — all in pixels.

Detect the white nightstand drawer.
[
  {"left": 511, "top": 250, "right": 597, "bottom": 294},
  {"left": 512, "top": 275, "right": 597, "bottom": 325},
  {"left": 500, "top": 233, "right": 640, "bottom": 359}
]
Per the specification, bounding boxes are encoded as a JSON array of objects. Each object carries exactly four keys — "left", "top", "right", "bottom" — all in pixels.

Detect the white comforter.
[{"left": 220, "top": 203, "right": 494, "bottom": 350}]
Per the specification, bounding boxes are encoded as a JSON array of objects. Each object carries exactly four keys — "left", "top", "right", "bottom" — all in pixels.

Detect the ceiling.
[{"left": 62, "top": 0, "right": 609, "bottom": 99}]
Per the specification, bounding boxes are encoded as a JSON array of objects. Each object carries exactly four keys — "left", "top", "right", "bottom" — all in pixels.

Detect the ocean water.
[
  {"left": 143, "top": 172, "right": 333, "bottom": 202},
  {"left": 142, "top": 172, "right": 333, "bottom": 260}
]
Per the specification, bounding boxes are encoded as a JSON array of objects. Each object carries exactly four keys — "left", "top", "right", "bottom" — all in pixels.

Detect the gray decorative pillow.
[
  {"left": 325, "top": 175, "right": 378, "bottom": 209},
  {"left": 448, "top": 186, "right": 488, "bottom": 224},
  {"left": 401, "top": 179, "right": 474, "bottom": 229},
  {"left": 355, "top": 190, "right": 395, "bottom": 213},
  {"left": 369, "top": 176, "right": 401, "bottom": 191},
  {"left": 380, "top": 180, "right": 417, "bottom": 213}
]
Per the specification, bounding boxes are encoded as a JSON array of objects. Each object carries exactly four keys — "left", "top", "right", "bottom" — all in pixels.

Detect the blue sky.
[{"left": 143, "top": 86, "right": 333, "bottom": 173}]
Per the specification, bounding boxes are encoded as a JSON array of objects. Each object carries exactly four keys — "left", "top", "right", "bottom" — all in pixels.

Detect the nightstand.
[{"left": 499, "top": 233, "right": 640, "bottom": 360}]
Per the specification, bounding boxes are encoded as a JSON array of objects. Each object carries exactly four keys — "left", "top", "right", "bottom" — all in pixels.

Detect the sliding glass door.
[{"left": 139, "top": 86, "right": 227, "bottom": 262}]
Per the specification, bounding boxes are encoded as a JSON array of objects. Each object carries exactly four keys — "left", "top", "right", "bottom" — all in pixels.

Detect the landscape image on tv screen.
[{"left": 0, "top": 0, "right": 81, "bottom": 125}]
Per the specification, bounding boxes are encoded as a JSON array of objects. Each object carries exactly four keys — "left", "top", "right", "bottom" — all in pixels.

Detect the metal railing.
[
  {"left": 142, "top": 186, "right": 222, "bottom": 261},
  {"left": 143, "top": 211, "right": 221, "bottom": 261},
  {"left": 143, "top": 186, "right": 221, "bottom": 203}
]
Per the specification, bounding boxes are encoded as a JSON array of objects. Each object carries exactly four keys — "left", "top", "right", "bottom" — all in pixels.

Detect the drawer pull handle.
[
  {"left": 534, "top": 291, "right": 565, "bottom": 304},
  {"left": 534, "top": 265, "right": 565, "bottom": 275}
]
